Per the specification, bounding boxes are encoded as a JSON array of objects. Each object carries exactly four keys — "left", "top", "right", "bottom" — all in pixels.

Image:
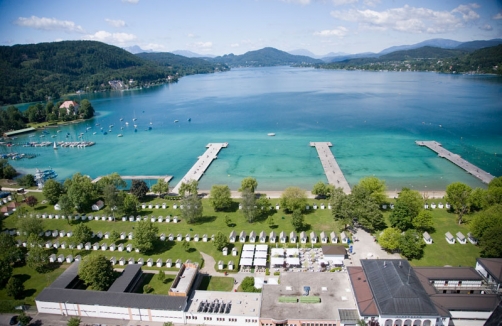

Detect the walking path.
[
  {"left": 416, "top": 140, "right": 495, "bottom": 184},
  {"left": 92, "top": 175, "right": 172, "bottom": 183},
  {"left": 343, "top": 227, "right": 401, "bottom": 267},
  {"left": 310, "top": 142, "right": 351, "bottom": 194}
]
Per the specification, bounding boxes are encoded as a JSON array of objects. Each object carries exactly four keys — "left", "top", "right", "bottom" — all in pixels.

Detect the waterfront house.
[
  {"left": 59, "top": 100, "right": 79, "bottom": 115},
  {"left": 92, "top": 200, "right": 104, "bottom": 211}
]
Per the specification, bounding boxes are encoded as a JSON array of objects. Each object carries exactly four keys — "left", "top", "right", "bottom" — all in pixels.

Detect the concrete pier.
[
  {"left": 92, "top": 175, "right": 173, "bottom": 183},
  {"left": 416, "top": 141, "right": 495, "bottom": 184},
  {"left": 310, "top": 142, "right": 351, "bottom": 194},
  {"left": 172, "top": 143, "right": 228, "bottom": 194}
]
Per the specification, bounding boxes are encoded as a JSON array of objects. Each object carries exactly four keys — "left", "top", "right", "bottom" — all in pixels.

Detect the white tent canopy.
[
  {"left": 241, "top": 251, "right": 254, "bottom": 258},
  {"left": 255, "top": 244, "right": 268, "bottom": 252},
  {"left": 239, "top": 258, "right": 253, "bottom": 266},
  {"left": 286, "top": 257, "right": 300, "bottom": 266},
  {"left": 271, "top": 248, "right": 284, "bottom": 257},
  {"left": 253, "top": 258, "right": 267, "bottom": 266},
  {"left": 286, "top": 248, "right": 299, "bottom": 256},
  {"left": 254, "top": 251, "right": 267, "bottom": 259},
  {"left": 243, "top": 244, "right": 255, "bottom": 252},
  {"left": 271, "top": 257, "right": 284, "bottom": 266}
]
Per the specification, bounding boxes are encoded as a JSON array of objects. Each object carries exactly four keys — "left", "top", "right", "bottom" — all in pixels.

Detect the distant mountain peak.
[
  {"left": 171, "top": 50, "right": 215, "bottom": 58},
  {"left": 123, "top": 45, "right": 153, "bottom": 54}
]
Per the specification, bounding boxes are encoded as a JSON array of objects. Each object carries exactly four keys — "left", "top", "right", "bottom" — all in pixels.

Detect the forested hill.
[
  {"left": 209, "top": 47, "right": 323, "bottom": 67},
  {"left": 136, "top": 52, "right": 229, "bottom": 75},
  {"left": 0, "top": 41, "right": 227, "bottom": 105}
]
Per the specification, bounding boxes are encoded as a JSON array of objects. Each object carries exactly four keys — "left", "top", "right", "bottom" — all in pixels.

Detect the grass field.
[
  {"left": 135, "top": 272, "right": 175, "bottom": 295},
  {"left": 197, "top": 276, "right": 234, "bottom": 291}
]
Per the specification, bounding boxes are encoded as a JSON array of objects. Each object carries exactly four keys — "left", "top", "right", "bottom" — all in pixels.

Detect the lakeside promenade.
[
  {"left": 310, "top": 142, "right": 351, "bottom": 194},
  {"left": 92, "top": 175, "right": 173, "bottom": 183},
  {"left": 172, "top": 143, "right": 228, "bottom": 194},
  {"left": 416, "top": 141, "right": 495, "bottom": 184}
]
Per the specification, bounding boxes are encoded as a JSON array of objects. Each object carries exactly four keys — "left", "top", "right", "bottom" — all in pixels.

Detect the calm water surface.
[{"left": 7, "top": 67, "right": 502, "bottom": 191}]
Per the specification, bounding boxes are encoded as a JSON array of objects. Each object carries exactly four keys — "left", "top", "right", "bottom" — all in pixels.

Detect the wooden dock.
[
  {"left": 310, "top": 142, "right": 351, "bottom": 194},
  {"left": 416, "top": 141, "right": 495, "bottom": 184},
  {"left": 172, "top": 143, "right": 228, "bottom": 194},
  {"left": 92, "top": 175, "right": 173, "bottom": 183}
]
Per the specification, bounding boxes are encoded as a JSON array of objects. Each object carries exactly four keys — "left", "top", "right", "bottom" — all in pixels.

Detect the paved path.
[
  {"left": 92, "top": 175, "right": 172, "bottom": 183},
  {"left": 310, "top": 142, "right": 351, "bottom": 194},
  {"left": 416, "top": 140, "right": 495, "bottom": 184},
  {"left": 343, "top": 227, "right": 401, "bottom": 267}
]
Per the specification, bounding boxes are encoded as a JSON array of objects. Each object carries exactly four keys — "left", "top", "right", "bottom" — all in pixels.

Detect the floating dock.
[
  {"left": 416, "top": 141, "right": 495, "bottom": 184},
  {"left": 92, "top": 175, "right": 173, "bottom": 183},
  {"left": 172, "top": 142, "right": 228, "bottom": 194},
  {"left": 310, "top": 142, "right": 351, "bottom": 194}
]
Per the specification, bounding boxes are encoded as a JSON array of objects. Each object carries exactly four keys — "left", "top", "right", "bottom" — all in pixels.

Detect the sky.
[{"left": 0, "top": 0, "right": 501, "bottom": 56}]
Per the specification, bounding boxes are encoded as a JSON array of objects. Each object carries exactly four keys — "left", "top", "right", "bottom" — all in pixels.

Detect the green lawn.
[
  {"left": 135, "top": 272, "right": 175, "bottom": 295},
  {"left": 197, "top": 276, "right": 234, "bottom": 291}
]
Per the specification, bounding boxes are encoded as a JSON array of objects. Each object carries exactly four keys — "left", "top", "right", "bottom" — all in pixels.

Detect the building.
[
  {"left": 322, "top": 245, "right": 346, "bottom": 266},
  {"left": 475, "top": 258, "right": 502, "bottom": 293},
  {"left": 169, "top": 262, "right": 198, "bottom": 297},
  {"left": 59, "top": 100, "right": 80, "bottom": 115}
]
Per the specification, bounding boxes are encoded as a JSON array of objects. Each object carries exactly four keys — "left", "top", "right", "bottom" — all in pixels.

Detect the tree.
[
  {"left": 73, "top": 223, "right": 93, "bottom": 244},
  {"left": 96, "top": 172, "right": 126, "bottom": 193},
  {"left": 18, "top": 312, "right": 31, "bottom": 326},
  {"left": 67, "top": 317, "right": 82, "bottom": 326},
  {"left": 102, "top": 184, "right": 122, "bottom": 215},
  {"left": 158, "top": 270, "right": 166, "bottom": 282},
  {"left": 26, "top": 245, "right": 49, "bottom": 272},
  {"left": 180, "top": 194, "right": 203, "bottom": 224},
  {"left": 182, "top": 240, "right": 190, "bottom": 252},
  {"left": 280, "top": 187, "right": 308, "bottom": 213},
  {"left": 239, "top": 177, "right": 258, "bottom": 193},
  {"left": 17, "top": 174, "right": 36, "bottom": 187},
  {"left": 133, "top": 220, "right": 158, "bottom": 253},
  {"left": 358, "top": 176, "right": 387, "bottom": 204},
  {"left": 64, "top": 173, "right": 96, "bottom": 212},
  {"left": 480, "top": 224, "right": 502, "bottom": 258},
  {"left": 130, "top": 179, "right": 149, "bottom": 199},
  {"left": 120, "top": 193, "right": 139, "bottom": 216},
  {"left": 151, "top": 178, "right": 169, "bottom": 197},
  {"left": 312, "top": 181, "right": 328, "bottom": 198},
  {"left": 469, "top": 205, "right": 502, "bottom": 239},
  {"left": 488, "top": 176, "right": 502, "bottom": 189},
  {"left": 0, "top": 259, "right": 13, "bottom": 287},
  {"left": 225, "top": 215, "right": 232, "bottom": 226},
  {"left": 78, "top": 255, "right": 115, "bottom": 291},
  {"left": 78, "top": 99, "right": 95, "bottom": 119},
  {"left": 378, "top": 228, "right": 401, "bottom": 252},
  {"left": 412, "top": 210, "right": 434, "bottom": 231},
  {"left": 469, "top": 188, "right": 487, "bottom": 211},
  {"left": 389, "top": 188, "right": 423, "bottom": 231},
  {"left": 213, "top": 231, "right": 228, "bottom": 251},
  {"left": 109, "top": 230, "right": 120, "bottom": 244},
  {"left": 399, "top": 229, "right": 424, "bottom": 260},
  {"left": 331, "top": 187, "right": 352, "bottom": 229},
  {"left": 241, "top": 189, "right": 257, "bottom": 223},
  {"left": 42, "top": 179, "right": 64, "bottom": 205},
  {"left": 486, "top": 186, "right": 502, "bottom": 207},
  {"left": 349, "top": 185, "right": 386, "bottom": 232},
  {"left": 6, "top": 276, "right": 24, "bottom": 299},
  {"left": 178, "top": 179, "right": 199, "bottom": 196},
  {"left": 2, "top": 164, "right": 16, "bottom": 179},
  {"left": 291, "top": 209, "right": 305, "bottom": 231},
  {"left": 25, "top": 195, "right": 38, "bottom": 207},
  {"left": 240, "top": 276, "right": 260, "bottom": 292},
  {"left": 16, "top": 216, "right": 44, "bottom": 240},
  {"left": 0, "top": 233, "right": 23, "bottom": 264},
  {"left": 59, "top": 194, "right": 74, "bottom": 218},
  {"left": 209, "top": 185, "right": 233, "bottom": 211},
  {"left": 446, "top": 182, "right": 472, "bottom": 224},
  {"left": 268, "top": 216, "right": 275, "bottom": 228}
]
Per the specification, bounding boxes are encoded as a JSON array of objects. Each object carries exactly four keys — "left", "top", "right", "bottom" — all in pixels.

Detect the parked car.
[{"left": 9, "top": 315, "right": 18, "bottom": 325}]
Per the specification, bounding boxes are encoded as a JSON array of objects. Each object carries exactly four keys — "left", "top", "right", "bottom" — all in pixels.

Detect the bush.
[
  {"left": 143, "top": 284, "right": 153, "bottom": 293},
  {"left": 265, "top": 268, "right": 270, "bottom": 276},
  {"left": 273, "top": 271, "right": 280, "bottom": 276}
]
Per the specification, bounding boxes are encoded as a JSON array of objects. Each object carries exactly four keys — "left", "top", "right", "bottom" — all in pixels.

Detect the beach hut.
[
  {"left": 239, "top": 231, "right": 247, "bottom": 243},
  {"left": 75, "top": 255, "right": 81, "bottom": 262},
  {"left": 438, "top": 202, "right": 444, "bottom": 209},
  {"left": 162, "top": 203, "right": 167, "bottom": 209},
  {"left": 259, "top": 231, "right": 267, "bottom": 243},
  {"left": 69, "top": 243, "right": 75, "bottom": 249},
  {"left": 390, "top": 204, "right": 394, "bottom": 209},
  {"left": 101, "top": 242, "right": 108, "bottom": 251},
  {"left": 48, "top": 214, "right": 54, "bottom": 219},
  {"left": 96, "top": 231, "right": 103, "bottom": 239},
  {"left": 275, "top": 204, "right": 280, "bottom": 210},
  {"left": 239, "top": 204, "right": 242, "bottom": 210},
  {"left": 185, "top": 234, "right": 190, "bottom": 241},
  {"left": 104, "top": 232, "right": 110, "bottom": 239},
  {"left": 158, "top": 216, "right": 163, "bottom": 223},
  {"left": 122, "top": 216, "right": 127, "bottom": 221},
  {"left": 218, "top": 260, "right": 224, "bottom": 270},
  {"left": 269, "top": 231, "right": 277, "bottom": 243},
  {"left": 468, "top": 232, "right": 478, "bottom": 245},
  {"left": 328, "top": 203, "right": 332, "bottom": 210},
  {"left": 59, "top": 230, "right": 66, "bottom": 237},
  {"left": 66, "top": 231, "right": 72, "bottom": 237},
  {"left": 423, "top": 232, "right": 433, "bottom": 244},
  {"left": 108, "top": 216, "right": 114, "bottom": 221},
  {"left": 175, "top": 259, "right": 182, "bottom": 268},
  {"left": 310, "top": 231, "right": 318, "bottom": 244},
  {"left": 290, "top": 231, "right": 297, "bottom": 244},
  {"left": 156, "top": 258, "right": 163, "bottom": 267},
  {"left": 232, "top": 248, "right": 238, "bottom": 256},
  {"left": 313, "top": 203, "right": 318, "bottom": 210},
  {"left": 228, "top": 261, "right": 234, "bottom": 270},
  {"left": 129, "top": 215, "right": 135, "bottom": 222},
  {"left": 168, "top": 233, "right": 174, "bottom": 241},
  {"left": 456, "top": 232, "right": 466, "bottom": 244},
  {"left": 166, "top": 259, "right": 172, "bottom": 268},
  {"left": 53, "top": 241, "right": 60, "bottom": 249},
  {"left": 382, "top": 204, "right": 387, "bottom": 210},
  {"left": 49, "top": 254, "right": 56, "bottom": 263},
  {"left": 249, "top": 231, "right": 256, "bottom": 243},
  {"left": 160, "top": 233, "right": 166, "bottom": 241},
  {"left": 128, "top": 257, "right": 135, "bottom": 265},
  {"left": 306, "top": 204, "right": 310, "bottom": 210},
  {"left": 148, "top": 204, "right": 153, "bottom": 209},
  {"left": 126, "top": 244, "right": 132, "bottom": 252},
  {"left": 92, "top": 200, "right": 104, "bottom": 211},
  {"left": 42, "top": 213, "right": 47, "bottom": 219},
  {"left": 66, "top": 255, "right": 74, "bottom": 263},
  {"left": 85, "top": 242, "right": 91, "bottom": 250},
  {"left": 177, "top": 233, "right": 183, "bottom": 241},
  {"left": 194, "top": 234, "right": 199, "bottom": 242},
  {"left": 109, "top": 244, "right": 116, "bottom": 251},
  {"left": 110, "top": 257, "right": 116, "bottom": 265},
  {"left": 202, "top": 234, "right": 208, "bottom": 242},
  {"left": 446, "top": 203, "right": 451, "bottom": 209},
  {"left": 77, "top": 243, "right": 83, "bottom": 250},
  {"left": 128, "top": 232, "right": 133, "bottom": 240},
  {"left": 141, "top": 204, "right": 146, "bottom": 209},
  {"left": 330, "top": 231, "right": 338, "bottom": 244},
  {"left": 151, "top": 216, "right": 156, "bottom": 223},
  {"left": 155, "top": 204, "right": 160, "bottom": 209},
  {"left": 45, "top": 230, "right": 51, "bottom": 237},
  {"left": 52, "top": 230, "right": 59, "bottom": 237},
  {"left": 300, "top": 231, "right": 307, "bottom": 244},
  {"left": 118, "top": 244, "right": 124, "bottom": 252},
  {"left": 136, "top": 216, "right": 141, "bottom": 222},
  {"left": 166, "top": 216, "right": 171, "bottom": 223},
  {"left": 320, "top": 231, "right": 328, "bottom": 244},
  {"left": 61, "top": 241, "right": 67, "bottom": 249},
  {"left": 120, "top": 232, "right": 126, "bottom": 240},
  {"left": 229, "top": 230, "right": 237, "bottom": 243},
  {"left": 137, "top": 258, "right": 144, "bottom": 265},
  {"left": 173, "top": 204, "right": 177, "bottom": 209},
  {"left": 280, "top": 231, "right": 287, "bottom": 243},
  {"left": 173, "top": 217, "right": 178, "bottom": 223},
  {"left": 223, "top": 247, "right": 228, "bottom": 256},
  {"left": 57, "top": 254, "right": 65, "bottom": 263},
  {"left": 445, "top": 232, "right": 455, "bottom": 244},
  {"left": 147, "top": 258, "right": 154, "bottom": 267},
  {"left": 340, "top": 231, "right": 349, "bottom": 244},
  {"left": 431, "top": 202, "right": 437, "bottom": 209},
  {"left": 119, "top": 257, "right": 125, "bottom": 266}
]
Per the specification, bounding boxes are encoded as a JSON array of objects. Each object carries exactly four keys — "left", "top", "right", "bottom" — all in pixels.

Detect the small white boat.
[
  {"left": 133, "top": 118, "right": 137, "bottom": 121},
  {"left": 267, "top": 133, "right": 276, "bottom": 136},
  {"left": 134, "top": 124, "right": 138, "bottom": 128},
  {"left": 53, "top": 142, "right": 57, "bottom": 150},
  {"left": 117, "top": 134, "right": 123, "bottom": 137},
  {"left": 86, "top": 127, "right": 92, "bottom": 130},
  {"left": 120, "top": 118, "right": 124, "bottom": 121},
  {"left": 174, "top": 120, "right": 179, "bottom": 123},
  {"left": 93, "top": 132, "right": 97, "bottom": 135},
  {"left": 57, "top": 130, "right": 62, "bottom": 133},
  {"left": 51, "top": 135, "right": 56, "bottom": 138}
]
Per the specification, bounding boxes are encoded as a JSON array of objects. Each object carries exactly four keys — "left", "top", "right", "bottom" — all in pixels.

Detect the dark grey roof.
[
  {"left": 49, "top": 261, "right": 80, "bottom": 289},
  {"left": 361, "top": 259, "right": 439, "bottom": 316},
  {"left": 339, "top": 309, "right": 360, "bottom": 323},
  {"left": 477, "top": 258, "right": 502, "bottom": 283},
  {"left": 36, "top": 288, "right": 187, "bottom": 311},
  {"left": 107, "top": 264, "right": 142, "bottom": 293}
]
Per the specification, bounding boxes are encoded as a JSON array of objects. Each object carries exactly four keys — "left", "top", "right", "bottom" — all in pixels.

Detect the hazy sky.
[{"left": 1, "top": 0, "right": 501, "bottom": 55}]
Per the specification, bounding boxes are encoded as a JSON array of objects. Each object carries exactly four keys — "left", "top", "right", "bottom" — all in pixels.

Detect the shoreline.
[{"left": 199, "top": 190, "right": 447, "bottom": 199}]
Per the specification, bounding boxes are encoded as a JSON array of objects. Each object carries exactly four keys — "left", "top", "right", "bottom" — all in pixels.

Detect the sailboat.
[{"left": 53, "top": 142, "right": 57, "bottom": 150}]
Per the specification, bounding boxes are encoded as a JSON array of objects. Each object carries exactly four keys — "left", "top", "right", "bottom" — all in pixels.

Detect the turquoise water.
[{"left": 5, "top": 67, "right": 502, "bottom": 191}]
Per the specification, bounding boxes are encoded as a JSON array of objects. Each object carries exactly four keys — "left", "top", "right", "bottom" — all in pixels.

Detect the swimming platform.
[
  {"left": 310, "top": 142, "right": 351, "bottom": 194},
  {"left": 416, "top": 141, "right": 495, "bottom": 184},
  {"left": 92, "top": 175, "right": 173, "bottom": 183}
]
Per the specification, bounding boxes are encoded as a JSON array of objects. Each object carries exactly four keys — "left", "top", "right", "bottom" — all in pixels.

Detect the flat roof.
[
  {"left": 186, "top": 290, "right": 261, "bottom": 317},
  {"left": 322, "top": 245, "right": 346, "bottom": 256},
  {"left": 260, "top": 272, "right": 356, "bottom": 321},
  {"left": 477, "top": 258, "right": 502, "bottom": 283},
  {"left": 170, "top": 265, "right": 197, "bottom": 294},
  {"left": 414, "top": 267, "right": 483, "bottom": 281},
  {"left": 49, "top": 261, "right": 80, "bottom": 289},
  {"left": 108, "top": 264, "right": 142, "bottom": 293}
]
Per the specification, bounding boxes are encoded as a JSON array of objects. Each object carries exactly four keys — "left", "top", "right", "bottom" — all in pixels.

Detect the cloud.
[
  {"left": 363, "top": 0, "right": 380, "bottom": 7},
  {"left": 189, "top": 41, "right": 213, "bottom": 52},
  {"left": 230, "top": 43, "right": 240, "bottom": 48},
  {"left": 14, "top": 16, "right": 85, "bottom": 33},
  {"left": 122, "top": 0, "right": 139, "bottom": 3},
  {"left": 314, "top": 26, "right": 348, "bottom": 37},
  {"left": 144, "top": 43, "right": 165, "bottom": 51},
  {"left": 332, "top": 0, "right": 357, "bottom": 6},
  {"left": 85, "top": 31, "right": 136, "bottom": 43},
  {"left": 493, "top": 12, "right": 502, "bottom": 20},
  {"left": 105, "top": 19, "right": 126, "bottom": 28},
  {"left": 331, "top": 4, "right": 481, "bottom": 34},
  {"left": 280, "top": 0, "right": 312, "bottom": 4},
  {"left": 480, "top": 24, "right": 493, "bottom": 31},
  {"left": 187, "top": 33, "right": 198, "bottom": 38}
]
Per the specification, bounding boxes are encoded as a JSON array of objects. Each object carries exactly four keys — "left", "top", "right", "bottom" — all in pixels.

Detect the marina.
[
  {"left": 416, "top": 141, "right": 495, "bottom": 184},
  {"left": 172, "top": 143, "right": 229, "bottom": 194},
  {"left": 310, "top": 142, "right": 351, "bottom": 194}
]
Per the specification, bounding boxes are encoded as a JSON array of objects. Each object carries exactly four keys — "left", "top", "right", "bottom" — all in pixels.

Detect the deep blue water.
[{"left": 5, "top": 67, "right": 502, "bottom": 191}]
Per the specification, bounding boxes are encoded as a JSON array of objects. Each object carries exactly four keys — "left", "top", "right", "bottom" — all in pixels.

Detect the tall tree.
[
  {"left": 241, "top": 189, "right": 257, "bottom": 223},
  {"left": 280, "top": 187, "right": 308, "bottom": 213},
  {"left": 412, "top": 210, "right": 434, "bottom": 231},
  {"left": 469, "top": 204, "right": 502, "bottom": 240},
  {"left": 133, "top": 220, "right": 159, "bottom": 253},
  {"left": 119, "top": 193, "right": 139, "bottom": 216},
  {"left": 209, "top": 185, "right": 232, "bottom": 211},
  {"left": 151, "top": 178, "right": 169, "bottom": 197},
  {"left": 58, "top": 194, "right": 74, "bottom": 218},
  {"left": 16, "top": 216, "right": 44, "bottom": 240},
  {"left": 130, "top": 179, "right": 149, "bottom": 200},
  {"left": 180, "top": 194, "right": 203, "bottom": 224},
  {"left": 399, "top": 229, "right": 425, "bottom": 260},
  {"left": 331, "top": 187, "right": 352, "bottom": 229},
  {"left": 96, "top": 172, "right": 126, "bottom": 194},
  {"left": 67, "top": 317, "right": 82, "bottom": 326},
  {"left": 178, "top": 179, "right": 199, "bottom": 196},
  {"left": 378, "top": 228, "right": 401, "bottom": 252},
  {"left": 480, "top": 224, "right": 502, "bottom": 258},
  {"left": 312, "top": 181, "right": 328, "bottom": 198},
  {"left": 6, "top": 276, "right": 24, "bottom": 299},
  {"left": 26, "top": 245, "right": 49, "bottom": 272},
  {"left": 239, "top": 177, "right": 258, "bottom": 193},
  {"left": 25, "top": 195, "right": 38, "bottom": 207},
  {"left": 349, "top": 185, "right": 386, "bottom": 232},
  {"left": 446, "top": 182, "right": 472, "bottom": 224},
  {"left": 358, "top": 176, "right": 387, "bottom": 204},
  {"left": 64, "top": 173, "right": 96, "bottom": 212},
  {"left": 73, "top": 224, "right": 94, "bottom": 244},
  {"left": 291, "top": 209, "right": 305, "bottom": 231},
  {"left": 0, "top": 233, "right": 23, "bottom": 263},
  {"left": 42, "top": 179, "right": 64, "bottom": 205},
  {"left": 0, "top": 259, "right": 13, "bottom": 287},
  {"left": 17, "top": 174, "right": 36, "bottom": 187},
  {"left": 103, "top": 184, "right": 122, "bottom": 215},
  {"left": 469, "top": 188, "right": 487, "bottom": 211},
  {"left": 389, "top": 188, "right": 423, "bottom": 231},
  {"left": 78, "top": 255, "right": 115, "bottom": 291},
  {"left": 213, "top": 231, "right": 229, "bottom": 251}
]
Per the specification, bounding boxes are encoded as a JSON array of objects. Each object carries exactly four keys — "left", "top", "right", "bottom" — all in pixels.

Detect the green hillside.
[
  {"left": 209, "top": 47, "right": 323, "bottom": 67},
  {"left": 136, "top": 52, "right": 229, "bottom": 75}
]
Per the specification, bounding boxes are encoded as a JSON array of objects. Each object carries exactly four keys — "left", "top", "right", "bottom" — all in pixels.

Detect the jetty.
[
  {"left": 310, "top": 142, "right": 351, "bottom": 194},
  {"left": 416, "top": 141, "right": 495, "bottom": 184},
  {"left": 92, "top": 175, "right": 172, "bottom": 183},
  {"left": 172, "top": 143, "right": 228, "bottom": 194}
]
